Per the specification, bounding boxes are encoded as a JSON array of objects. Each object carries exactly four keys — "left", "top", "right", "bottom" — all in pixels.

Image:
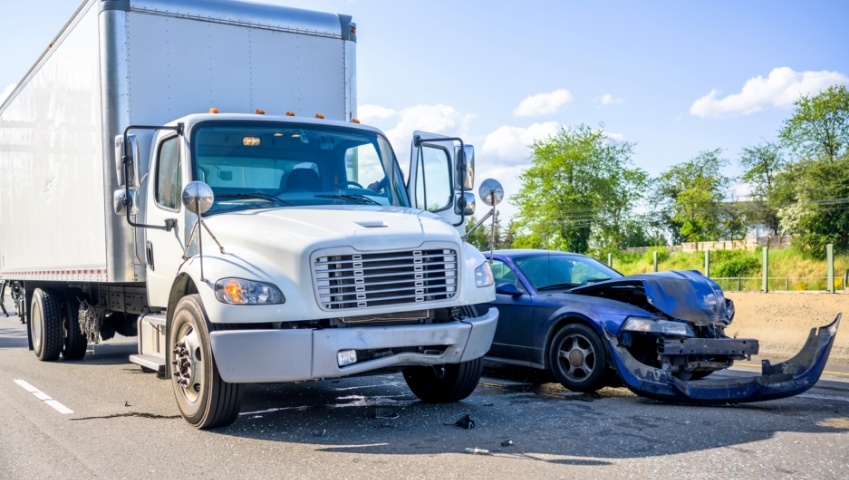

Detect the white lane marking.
[
  {"left": 13, "top": 379, "right": 74, "bottom": 414},
  {"left": 798, "top": 393, "right": 849, "bottom": 403}
]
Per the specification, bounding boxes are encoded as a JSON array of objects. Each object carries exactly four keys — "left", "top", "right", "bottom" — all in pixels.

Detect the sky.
[{"left": 2, "top": 0, "right": 848, "bottom": 221}]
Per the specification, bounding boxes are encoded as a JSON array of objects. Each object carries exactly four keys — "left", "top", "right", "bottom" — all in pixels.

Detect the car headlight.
[
  {"left": 215, "top": 278, "right": 285, "bottom": 305},
  {"left": 622, "top": 317, "right": 694, "bottom": 337},
  {"left": 475, "top": 261, "right": 494, "bottom": 287}
]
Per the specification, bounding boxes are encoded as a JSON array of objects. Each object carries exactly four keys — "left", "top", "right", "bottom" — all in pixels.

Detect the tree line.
[{"left": 466, "top": 85, "right": 849, "bottom": 260}]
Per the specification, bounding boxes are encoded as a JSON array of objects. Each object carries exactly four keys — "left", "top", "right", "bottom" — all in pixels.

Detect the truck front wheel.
[
  {"left": 169, "top": 294, "right": 243, "bottom": 429},
  {"left": 403, "top": 357, "right": 483, "bottom": 403},
  {"left": 31, "top": 288, "right": 62, "bottom": 361}
]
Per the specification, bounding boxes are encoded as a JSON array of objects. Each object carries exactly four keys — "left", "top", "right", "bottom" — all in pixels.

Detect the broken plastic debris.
[
  {"left": 463, "top": 447, "right": 490, "bottom": 455},
  {"left": 450, "top": 414, "right": 475, "bottom": 429},
  {"left": 367, "top": 406, "right": 400, "bottom": 419},
  {"left": 501, "top": 439, "right": 513, "bottom": 447},
  {"left": 313, "top": 429, "right": 327, "bottom": 437}
]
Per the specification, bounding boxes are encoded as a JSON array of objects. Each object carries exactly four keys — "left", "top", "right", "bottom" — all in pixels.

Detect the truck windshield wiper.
[
  {"left": 215, "top": 193, "right": 292, "bottom": 206},
  {"left": 537, "top": 282, "right": 580, "bottom": 291},
  {"left": 315, "top": 194, "right": 381, "bottom": 205}
]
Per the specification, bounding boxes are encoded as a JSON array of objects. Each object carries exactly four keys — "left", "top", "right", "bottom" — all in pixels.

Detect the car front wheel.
[{"left": 549, "top": 323, "right": 607, "bottom": 392}]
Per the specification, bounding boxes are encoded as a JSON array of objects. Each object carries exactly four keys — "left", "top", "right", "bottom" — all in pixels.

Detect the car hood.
[{"left": 568, "top": 270, "right": 732, "bottom": 326}]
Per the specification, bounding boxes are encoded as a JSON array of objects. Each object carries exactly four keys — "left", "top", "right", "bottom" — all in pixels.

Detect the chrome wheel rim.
[
  {"left": 32, "top": 300, "right": 43, "bottom": 352},
  {"left": 173, "top": 324, "right": 204, "bottom": 404},
  {"left": 557, "top": 334, "right": 595, "bottom": 382}
]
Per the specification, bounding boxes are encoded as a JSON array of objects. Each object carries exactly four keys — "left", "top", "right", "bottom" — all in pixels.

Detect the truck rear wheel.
[
  {"left": 31, "top": 288, "right": 63, "bottom": 361},
  {"left": 403, "top": 357, "right": 484, "bottom": 403},
  {"left": 169, "top": 294, "right": 243, "bottom": 429},
  {"left": 61, "top": 295, "right": 87, "bottom": 360}
]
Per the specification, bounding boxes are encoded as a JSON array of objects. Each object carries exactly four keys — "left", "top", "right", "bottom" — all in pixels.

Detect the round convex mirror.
[
  {"left": 478, "top": 178, "right": 503, "bottom": 207},
  {"left": 182, "top": 181, "right": 215, "bottom": 214}
]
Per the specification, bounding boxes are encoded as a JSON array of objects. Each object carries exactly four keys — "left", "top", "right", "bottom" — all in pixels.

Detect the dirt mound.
[{"left": 725, "top": 292, "right": 847, "bottom": 363}]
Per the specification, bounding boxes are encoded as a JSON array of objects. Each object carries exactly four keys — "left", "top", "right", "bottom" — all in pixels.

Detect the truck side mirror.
[
  {"left": 182, "top": 181, "right": 215, "bottom": 214},
  {"left": 114, "top": 134, "right": 140, "bottom": 187},
  {"left": 479, "top": 178, "right": 503, "bottom": 206},
  {"left": 461, "top": 145, "right": 474, "bottom": 191}
]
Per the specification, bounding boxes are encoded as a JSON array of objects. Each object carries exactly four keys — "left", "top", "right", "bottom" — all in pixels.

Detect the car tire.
[
  {"left": 403, "top": 357, "right": 484, "bottom": 403},
  {"left": 549, "top": 323, "right": 607, "bottom": 392}
]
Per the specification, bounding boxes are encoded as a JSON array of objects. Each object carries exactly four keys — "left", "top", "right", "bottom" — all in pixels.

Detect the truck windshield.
[{"left": 191, "top": 121, "right": 410, "bottom": 214}]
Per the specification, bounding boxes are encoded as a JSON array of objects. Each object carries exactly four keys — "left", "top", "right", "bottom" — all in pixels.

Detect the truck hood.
[
  {"left": 568, "top": 270, "right": 732, "bottom": 326},
  {"left": 202, "top": 205, "right": 460, "bottom": 253}
]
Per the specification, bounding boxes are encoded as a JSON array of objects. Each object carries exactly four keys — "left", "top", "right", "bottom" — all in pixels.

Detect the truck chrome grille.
[{"left": 313, "top": 248, "right": 459, "bottom": 310}]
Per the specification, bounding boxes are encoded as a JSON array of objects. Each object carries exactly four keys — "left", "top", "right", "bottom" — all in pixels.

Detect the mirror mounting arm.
[{"left": 121, "top": 123, "right": 184, "bottom": 231}]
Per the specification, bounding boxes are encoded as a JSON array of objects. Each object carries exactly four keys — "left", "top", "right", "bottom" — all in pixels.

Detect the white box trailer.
[{"left": 0, "top": 0, "right": 500, "bottom": 429}]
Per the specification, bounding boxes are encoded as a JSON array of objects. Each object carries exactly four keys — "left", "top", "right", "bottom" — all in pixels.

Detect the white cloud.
[
  {"left": 357, "top": 104, "right": 396, "bottom": 124},
  {"left": 605, "top": 131, "right": 626, "bottom": 142},
  {"left": 513, "top": 89, "right": 573, "bottom": 117},
  {"left": 599, "top": 93, "right": 624, "bottom": 106},
  {"left": 481, "top": 122, "right": 562, "bottom": 166},
  {"left": 0, "top": 83, "right": 15, "bottom": 106},
  {"left": 689, "top": 67, "right": 849, "bottom": 118}
]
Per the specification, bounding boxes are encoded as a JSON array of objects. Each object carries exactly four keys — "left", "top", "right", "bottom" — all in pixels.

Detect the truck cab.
[{"left": 121, "top": 112, "right": 499, "bottom": 428}]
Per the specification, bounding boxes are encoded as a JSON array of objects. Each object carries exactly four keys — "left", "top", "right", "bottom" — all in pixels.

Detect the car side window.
[{"left": 491, "top": 260, "right": 524, "bottom": 291}]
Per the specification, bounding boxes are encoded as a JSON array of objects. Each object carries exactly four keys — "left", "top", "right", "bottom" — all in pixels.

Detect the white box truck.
[{"left": 0, "top": 0, "right": 500, "bottom": 428}]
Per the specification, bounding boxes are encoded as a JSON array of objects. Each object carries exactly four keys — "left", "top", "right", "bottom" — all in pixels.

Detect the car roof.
[{"left": 487, "top": 249, "right": 585, "bottom": 259}]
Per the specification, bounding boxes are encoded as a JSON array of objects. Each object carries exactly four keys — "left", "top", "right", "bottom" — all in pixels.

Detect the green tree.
[
  {"left": 780, "top": 84, "right": 849, "bottom": 163},
  {"left": 775, "top": 85, "right": 849, "bottom": 257},
  {"left": 739, "top": 141, "right": 785, "bottom": 235},
  {"left": 511, "top": 124, "right": 647, "bottom": 253},
  {"left": 652, "top": 149, "right": 729, "bottom": 244}
]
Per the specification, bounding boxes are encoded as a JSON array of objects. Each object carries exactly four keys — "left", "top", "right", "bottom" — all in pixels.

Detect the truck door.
[
  {"left": 407, "top": 131, "right": 474, "bottom": 229},
  {"left": 144, "top": 134, "right": 189, "bottom": 308}
]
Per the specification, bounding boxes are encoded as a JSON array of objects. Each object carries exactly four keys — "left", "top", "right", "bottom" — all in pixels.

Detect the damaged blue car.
[{"left": 480, "top": 249, "right": 841, "bottom": 403}]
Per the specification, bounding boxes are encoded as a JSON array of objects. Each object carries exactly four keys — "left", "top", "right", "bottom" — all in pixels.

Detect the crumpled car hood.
[{"left": 568, "top": 270, "right": 731, "bottom": 326}]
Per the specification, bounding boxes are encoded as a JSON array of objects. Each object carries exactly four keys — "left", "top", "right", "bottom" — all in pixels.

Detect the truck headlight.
[
  {"left": 215, "top": 278, "right": 285, "bottom": 305},
  {"left": 622, "top": 317, "right": 694, "bottom": 337},
  {"left": 475, "top": 261, "right": 494, "bottom": 287}
]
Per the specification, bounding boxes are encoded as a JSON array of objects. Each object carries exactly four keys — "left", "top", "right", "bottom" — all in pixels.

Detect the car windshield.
[
  {"left": 191, "top": 121, "right": 409, "bottom": 214},
  {"left": 513, "top": 254, "right": 622, "bottom": 291}
]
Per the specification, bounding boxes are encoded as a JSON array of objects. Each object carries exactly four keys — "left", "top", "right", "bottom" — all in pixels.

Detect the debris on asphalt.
[
  {"left": 313, "top": 429, "right": 327, "bottom": 437},
  {"left": 367, "top": 406, "right": 400, "bottom": 419},
  {"left": 500, "top": 439, "right": 513, "bottom": 447},
  {"left": 446, "top": 414, "right": 475, "bottom": 429}
]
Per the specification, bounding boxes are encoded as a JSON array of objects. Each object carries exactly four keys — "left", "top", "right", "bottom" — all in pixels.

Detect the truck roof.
[{"left": 171, "top": 113, "right": 384, "bottom": 135}]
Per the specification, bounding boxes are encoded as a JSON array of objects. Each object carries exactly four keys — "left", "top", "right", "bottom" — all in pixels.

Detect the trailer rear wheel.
[
  {"left": 403, "top": 357, "right": 484, "bottom": 403},
  {"left": 31, "top": 289, "right": 62, "bottom": 361},
  {"left": 169, "top": 294, "right": 243, "bottom": 429},
  {"left": 62, "top": 295, "right": 87, "bottom": 360}
]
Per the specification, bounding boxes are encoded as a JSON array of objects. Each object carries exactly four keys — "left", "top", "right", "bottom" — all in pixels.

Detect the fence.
[{"left": 618, "top": 243, "right": 846, "bottom": 293}]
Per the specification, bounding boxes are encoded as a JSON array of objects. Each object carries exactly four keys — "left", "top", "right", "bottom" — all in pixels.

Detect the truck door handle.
[{"left": 146, "top": 241, "right": 155, "bottom": 271}]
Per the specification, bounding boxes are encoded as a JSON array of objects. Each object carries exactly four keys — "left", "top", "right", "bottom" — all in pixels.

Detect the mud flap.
[{"left": 607, "top": 314, "right": 842, "bottom": 404}]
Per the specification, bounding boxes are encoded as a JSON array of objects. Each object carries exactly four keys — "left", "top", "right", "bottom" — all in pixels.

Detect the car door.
[{"left": 483, "top": 259, "right": 536, "bottom": 362}]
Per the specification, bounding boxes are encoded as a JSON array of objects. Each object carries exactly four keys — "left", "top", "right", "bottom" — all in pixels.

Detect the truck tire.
[
  {"left": 31, "top": 288, "right": 62, "bottom": 361},
  {"left": 403, "top": 357, "right": 484, "bottom": 403},
  {"left": 169, "top": 294, "right": 243, "bottom": 429},
  {"left": 548, "top": 323, "right": 607, "bottom": 392},
  {"left": 61, "top": 295, "right": 87, "bottom": 360}
]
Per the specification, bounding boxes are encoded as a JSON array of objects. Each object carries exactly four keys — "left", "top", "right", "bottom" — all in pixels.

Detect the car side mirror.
[{"left": 496, "top": 283, "right": 523, "bottom": 296}]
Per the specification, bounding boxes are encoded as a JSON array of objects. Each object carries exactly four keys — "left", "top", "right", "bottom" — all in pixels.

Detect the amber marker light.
[
  {"left": 286, "top": 111, "right": 296, "bottom": 116},
  {"left": 256, "top": 109, "right": 265, "bottom": 115},
  {"left": 209, "top": 107, "right": 219, "bottom": 114},
  {"left": 351, "top": 118, "right": 360, "bottom": 124},
  {"left": 224, "top": 280, "right": 244, "bottom": 303},
  {"left": 242, "top": 137, "right": 261, "bottom": 146},
  {"left": 314, "top": 113, "right": 325, "bottom": 119}
]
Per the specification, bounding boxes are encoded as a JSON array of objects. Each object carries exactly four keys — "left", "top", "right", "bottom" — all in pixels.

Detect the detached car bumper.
[
  {"left": 607, "top": 314, "right": 841, "bottom": 404},
  {"left": 209, "top": 308, "right": 499, "bottom": 383}
]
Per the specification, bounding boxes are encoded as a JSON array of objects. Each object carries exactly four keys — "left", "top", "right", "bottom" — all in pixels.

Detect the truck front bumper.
[{"left": 209, "top": 307, "right": 499, "bottom": 383}]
